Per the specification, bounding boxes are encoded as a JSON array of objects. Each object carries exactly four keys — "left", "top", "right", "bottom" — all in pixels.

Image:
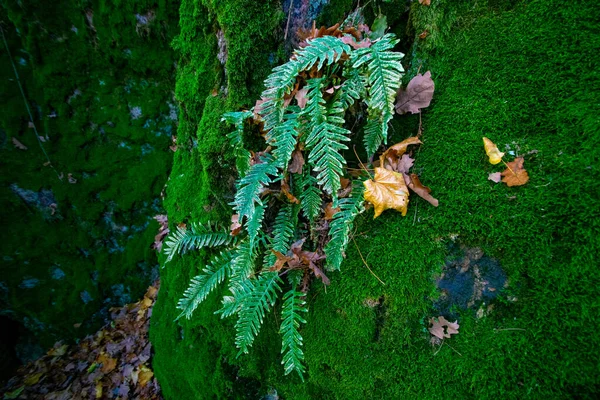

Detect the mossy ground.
[
  {"left": 0, "top": 0, "right": 178, "bottom": 377},
  {"left": 153, "top": 0, "right": 600, "bottom": 398}
]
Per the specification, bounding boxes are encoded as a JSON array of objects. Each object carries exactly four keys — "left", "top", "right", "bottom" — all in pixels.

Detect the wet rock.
[{"left": 434, "top": 243, "right": 507, "bottom": 319}]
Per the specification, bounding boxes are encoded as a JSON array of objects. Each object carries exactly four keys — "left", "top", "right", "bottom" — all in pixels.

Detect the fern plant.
[{"left": 164, "top": 13, "right": 405, "bottom": 381}]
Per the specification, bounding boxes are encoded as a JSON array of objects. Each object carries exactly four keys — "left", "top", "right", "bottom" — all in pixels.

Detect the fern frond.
[
  {"left": 235, "top": 271, "right": 283, "bottom": 355},
  {"left": 234, "top": 154, "right": 278, "bottom": 221},
  {"left": 351, "top": 34, "right": 404, "bottom": 156},
  {"left": 259, "top": 36, "right": 351, "bottom": 131},
  {"left": 339, "top": 68, "right": 367, "bottom": 110},
  {"left": 298, "top": 172, "right": 322, "bottom": 223},
  {"left": 223, "top": 111, "right": 254, "bottom": 176},
  {"left": 325, "top": 184, "right": 365, "bottom": 270},
  {"left": 176, "top": 250, "right": 234, "bottom": 320},
  {"left": 363, "top": 109, "right": 387, "bottom": 157},
  {"left": 295, "top": 36, "right": 351, "bottom": 71},
  {"left": 163, "top": 222, "right": 233, "bottom": 264},
  {"left": 246, "top": 205, "right": 266, "bottom": 249},
  {"left": 268, "top": 109, "right": 300, "bottom": 170},
  {"left": 229, "top": 240, "right": 257, "bottom": 285},
  {"left": 280, "top": 288, "right": 308, "bottom": 380},
  {"left": 263, "top": 204, "right": 296, "bottom": 269}
]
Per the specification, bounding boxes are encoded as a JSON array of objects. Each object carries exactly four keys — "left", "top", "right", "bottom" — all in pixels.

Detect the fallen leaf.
[
  {"left": 483, "top": 137, "right": 505, "bottom": 165},
  {"left": 138, "top": 365, "right": 154, "bottom": 387},
  {"left": 288, "top": 149, "right": 305, "bottom": 174},
  {"left": 418, "top": 30, "right": 429, "bottom": 39},
  {"left": 294, "top": 88, "right": 309, "bottom": 109},
  {"left": 99, "top": 353, "right": 117, "bottom": 373},
  {"left": 380, "top": 137, "right": 422, "bottom": 168},
  {"left": 12, "top": 137, "right": 28, "bottom": 150},
  {"left": 95, "top": 383, "right": 103, "bottom": 398},
  {"left": 363, "top": 167, "right": 409, "bottom": 218},
  {"left": 24, "top": 372, "right": 44, "bottom": 386},
  {"left": 429, "top": 316, "right": 459, "bottom": 339},
  {"left": 48, "top": 343, "right": 68, "bottom": 356},
  {"left": 230, "top": 214, "right": 242, "bottom": 236},
  {"left": 419, "top": 0, "right": 431, "bottom": 5},
  {"left": 488, "top": 172, "right": 502, "bottom": 183},
  {"left": 501, "top": 157, "right": 529, "bottom": 186},
  {"left": 341, "top": 35, "right": 372, "bottom": 49},
  {"left": 281, "top": 179, "right": 300, "bottom": 204},
  {"left": 408, "top": 174, "right": 439, "bottom": 207},
  {"left": 396, "top": 154, "right": 415, "bottom": 174},
  {"left": 269, "top": 250, "right": 293, "bottom": 272},
  {"left": 395, "top": 71, "right": 435, "bottom": 115},
  {"left": 324, "top": 84, "right": 342, "bottom": 94},
  {"left": 323, "top": 202, "right": 340, "bottom": 220}
]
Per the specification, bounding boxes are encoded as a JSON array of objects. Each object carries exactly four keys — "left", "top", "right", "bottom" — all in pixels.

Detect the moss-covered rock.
[{"left": 156, "top": 0, "right": 599, "bottom": 398}]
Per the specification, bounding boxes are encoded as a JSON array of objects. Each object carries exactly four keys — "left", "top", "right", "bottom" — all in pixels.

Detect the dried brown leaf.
[
  {"left": 380, "top": 137, "right": 422, "bottom": 169},
  {"left": 395, "top": 71, "right": 435, "bottom": 115},
  {"left": 501, "top": 157, "right": 529, "bottom": 186},
  {"left": 408, "top": 174, "right": 439, "bottom": 207},
  {"left": 288, "top": 149, "right": 305, "bottom": 174},
  {"left": 429, "top": 316, "right": 460, "bottom": 339},
  {"left": 341, "top": 35, "right": 372, "bottom": 49},
  {"left": 230, "top": 214, "right": 242, "bottom": 236},
  {"left": 323, "top": 202, "right": 340, "bottom": 220}
]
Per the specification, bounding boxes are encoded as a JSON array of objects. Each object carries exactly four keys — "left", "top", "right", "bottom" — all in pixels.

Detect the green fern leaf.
[
  {"left": 234, "top": 154, "right": 278, "bottom": 222},
  {"left": 176, "top": 250, "right": 234, "bottom": 320},
  {"left": 163, "top": 222, "right": 233, "bottom": 264},
  {"left": 280, "top": 287, "right": 308, "bottom": 380},
  {"left": 246, "top": 205, "right": 266, "bottom": 249},
  {"left": 267, "top": 109, "right": 299, "bottom": 170},
  {"left": 302, "top": 79, "right": 351, "bottom": 200},
  {"left": 325, "top": 184, "right": 365, "bottom": 270},
  {"left": 223, "top": 111, "right": 254, "bottom": 176},
  {"left": 235, "top": 271, "right": 283, "bottom": 355},
  {"left": 298, "top": 172, "right": 322, "bottom": 223},
  {"left": 338, "top": 68, "right": 367, "bottom": 109},
  {"left": 352, "top": 34, "right": 404, "bottom": 156},
  {"left": 263, "top": 204, "right": 296, "bottom": 269}
]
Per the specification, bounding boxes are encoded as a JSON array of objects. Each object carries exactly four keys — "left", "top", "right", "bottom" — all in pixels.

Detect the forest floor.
[{"left": 0, "top": 283, "right": 162, "bottom": 400}]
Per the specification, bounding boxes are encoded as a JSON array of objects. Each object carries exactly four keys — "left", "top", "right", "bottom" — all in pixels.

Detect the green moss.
[
  {"left": 0, "top": 0, "right": 178, "bottom": 351},
  {"left": 155, "top": 0, "right": 600, "bottom": 398}
]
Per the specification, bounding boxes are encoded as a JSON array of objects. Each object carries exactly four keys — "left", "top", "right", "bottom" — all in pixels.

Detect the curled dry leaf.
[
  {"left": 12, "top": 137, "right": 28, "bottom": 150},
  {"left": 288, "top": 149, "right": 305, "bottom": 174},
  {"left": 380, "top": 136, "right": 422, "bottom": 168},
  {"left": 294, "top": 87, "right": 309, "bottom": 109},
  {"left": 418, "top": 30, "right": 429, "bottom": 39},
  {"left": 408, "top": 174, "right": 439, "bottom": 207},
  {"left": 429, "top": 316, "right": 459, "bottom": 340},
  {"left": 341, "top": 35, "right": 372, "bottom": 49},
  {"left": 395, "top": 71, "right": 435, "bottom": 115},
  {"left": 363, "top": 167, "right": 409, "bottom": 218},
  {"left": 281, "top": 179, "right": 300, "bottom": 204},
  {"left": 501, "top": 157, "right": 529, "bottom": 186},
  {"left": 483, "top": 137, "right": 505, "bottom": 165},
  {"left": 323, "top": 202, "right": 340, "bottom": 220},
  {"left": 419, "top": 0, "right": 431, "bottom": 5},
  {"left": 488, "top": 172, "right": 502, "bottom": 183},
  {"left": 230, "top": 214, "right": 242, "bottom": 236}
]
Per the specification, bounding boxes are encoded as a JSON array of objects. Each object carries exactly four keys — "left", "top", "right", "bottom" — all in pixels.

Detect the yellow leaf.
[
  {"left": 138, "top": 365, "right": 154, "bottom": 387},
  {"left": 95, "top": 383, "right": 103, "bottom": 399},
  {"left": 483, "top": 137, "right": 504, "bottom": 164},
  {"left": 24, "top": 372, "right": 44, "bottom": 386},
  {"left": 363, "top": 167, "right": 409, "bottom": 218}
]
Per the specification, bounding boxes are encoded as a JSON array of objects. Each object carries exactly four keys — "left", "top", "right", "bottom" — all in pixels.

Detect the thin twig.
[
  {"left": 284, "top": 0, "right": 293, "bottom": 41},
  {"left": 353, "top": 145, "right": 374, "bottom": 179},
  {"left": 352, "top": 237, "right": 385, "bottom": 285},
  {"left": 445, "top": 342, "right": 462, "bottom": 356},
  {"left": 412, "top": 202, "right": 418, "bottom": 226},
  {"left": 494, "top": 328, "right": 526, "bottom": 332},
  {"left": 1, "top": 24, "right": 60, "bottom": 179}
]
